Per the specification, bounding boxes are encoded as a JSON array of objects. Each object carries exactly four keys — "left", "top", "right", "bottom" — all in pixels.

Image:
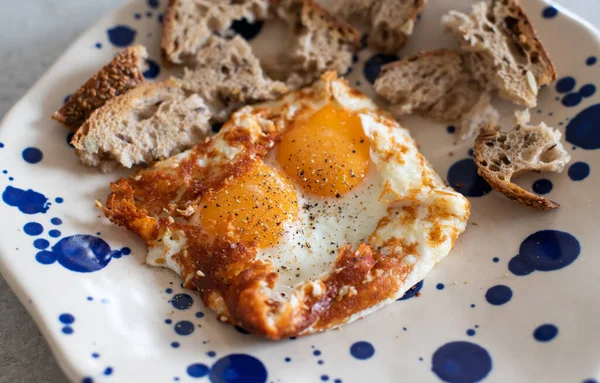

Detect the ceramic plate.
[{"left": 1, "top": 0, "right": 599, "bottom": 382}]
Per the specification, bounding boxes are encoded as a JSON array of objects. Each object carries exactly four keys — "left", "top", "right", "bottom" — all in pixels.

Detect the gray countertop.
[{"left": 0, "top": 1, "right": 597, "bottom": 382}]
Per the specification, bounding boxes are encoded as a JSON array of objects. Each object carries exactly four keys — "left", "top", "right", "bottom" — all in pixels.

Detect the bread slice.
[
  {"left": 266, "top": 0, "right": 362, "bottom": 89},
  {"left": 374, "top": 50, "right": 498, "bottom": 140},
  {"left": 174, "top": 35, "right": 288, "bottom": 122},
  {"left": 442, "top": 0, "right": 556, "bottom": 107},
  {"left": 161, "top": 0, "right": 270, "bottom": 64},
  {"left": 335, "top": 0, "right": 426, "bottom": 54},
  {"left": 52, "top": 45, "right": 147, "bottom": 131},
  {"left": 71, "top": 80, "right": 211, "bottom": 172},
  {"left": 473, "top": 110, "right": 570, "bottom": 210}
]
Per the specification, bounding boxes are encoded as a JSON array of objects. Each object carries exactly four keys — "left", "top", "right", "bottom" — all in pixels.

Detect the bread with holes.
[
  {"left": 473, "top": 110, "right": 570, "bottom": 210},
  {"left": 374, "top": 50, "right": 498, "bottom": 140},
  {"left": 52, "top": 45, "right": 147, "bottom": 131},
  {"left": 335, "top": 0, "right": 427, "bottom": 54},
  {"left": 71, "top": 80, "right": 211, "bottom": 172},
  {"left": 161, "top": 0, "right": 270, "bottom": 64},
  {"left": 442, "top": 0, "right": 556, "bottom": 107},
  {"left": 264, "top": 0, "right": 361, "bottom": 88},
  {"left": 173, "top": 35, "right": 288, "bottom": 122}
]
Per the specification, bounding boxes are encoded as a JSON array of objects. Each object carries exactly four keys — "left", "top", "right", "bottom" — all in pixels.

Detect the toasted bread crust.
[
  {"left": 160, "top": 0, "right": 178, "bottom": 64},
  {"left": 473, "top": 125, "right": 559, "bottom": 210},
  {"left": 496, "top": 0, "right": 556, "bottom": 85},
  {"left": 52, "top": 45, "right": 147, "bottom": 131}
]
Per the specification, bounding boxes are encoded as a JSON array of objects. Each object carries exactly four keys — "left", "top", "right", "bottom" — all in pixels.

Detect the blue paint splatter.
[
  {"left": 582, "top": 379, "right": 598, "bottom": 383},
  {"left": 34, "top": 239, "right": 50, "bottom": 249},
  {"left": 171, "top": 342, "right": 180, "bottom": 348},
  {"left": 22, "top": 147, "right": 43, "bottom": 164},
  {"left": 533, "top": 324, "right": 558, "bottom": 342},
  {"left": 432, "top": 341, "right": 492, "bottom": 383},
  {"left": 195, "top": 311, "right": 205, "bottom": 319},
  {"left": 59, "top": 313, "right": 75, "bottom": 324},
  {"left": 62, "top": 326, "right": 74, "bottom": 334},
  {"left": 49, "top": 230, "right": 61, "bottom": 238},
  {"left": 436, "top": 283, "right": 445, "bottom": 290},
  {"left": 148, "top": 0, "right": 159, "bottom": 8},
  {"left": 532, "top": 179, "right": 553, "bottom": 195},
  {"left": 35, "top": 235, "right": 127, "bottom": 272},
  {"left": 580, "top": 84, "right": 596, "bottom": 98},
  {"left": 398, "top": 280, "right": 423, "bottom": 301},
  {"left": 485, "top": 285, "right": 512, "bottom": 305},
  {"left": 95, "top": 42, "right": 102, "bottom": 49},
  {"left": 55, "top": 197, "right": 64, "bottom": 203},
  {"left": 363, "top": 54, "right": 398, "bottom": 84},
  {"left": 447, "top": 126, "right": 456, "bottom": 134},
  {"left": 509, "top": 230, "right": 580, "bottom": 276},
  {"left": 187, "top": 363, "right": 209, "bottom": 378},
  {"left": 165, "top": 288, "right": 173, "bottom": 294},
  {"left": 104, "top": 367, "right": 113, "bottom": 376},
  {"left": 556, "top": 77, "right": 576, "bottom": 93},
  {"left": 134, "top": 12, "right": 142, "bottom": 20},
  {"left": 92, "top": 353, "right": 100, "bottom": 358},
  {"left": 165, "top": 319, "right": 172, "bottom": 324},
  {"left": 466, "top": 329, "right": 475, "bottom": 337},
  {"left": 174, "top": 320, "right": 194, "bottom": 336},
  {"left": 143, "top": 58, "right": 160, "bottom": 79},
  {"left": 107, "top": 26, "right": 136, "bottom": 47},
  {"left": 350, "top": 341, "right": 375, "bottom": 360},
  {"left": 0, "top": 142, "right": 4, "bottom": 148},
  {"left": 566, "top": 104, "right": 600, "bottom": 149},
  {"left": 313, "top": 350, "right": 322, "bottom": 356},
  {"left": 542, "top": 6, "right": 558, "bottom": 18},
  {"left": 447, "top": 159, "right": 492, "bottom": 197},
  {"left": 562, "top": 93, "right": 582, "bottom": 107},
  {"left": 207, "top": 351, "right": 217, "bottom": 358},
  {"left": 87, "top": 297, "right": 93, "bottom": 301},
  {"left": 492, "top": 257, "right": 499, "bottom": 263},
  {"left": 171, "top": 293, "right": 193, "bottom": 310},
  {"left": 321, "top": 375, "right": 329, "bottom": 381},
  {"left": 587, "top": 56, "right": 597, "bottom": 66},
  {"left": 568, "top": 162, "right": 590, "bottom": 181},
  {"left": 231, "top": 19, "right": 264, "bottom": 41},
  {"left": 82, "top": 377, "right": 93, "bottom": 383},
  {"left": 24, "top": 222, "right": 43, "bottom": 236},
  {"left": 209, "top": 354, "right": 267, "bottom": 383}
]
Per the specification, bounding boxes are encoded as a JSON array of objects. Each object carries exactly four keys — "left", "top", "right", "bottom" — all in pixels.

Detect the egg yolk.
[
  {"left": 277, "top": 104, "right": 370, "bottom": 197},
  {"left": 199, "top": 161, "right": 298, "bottom": 248}
]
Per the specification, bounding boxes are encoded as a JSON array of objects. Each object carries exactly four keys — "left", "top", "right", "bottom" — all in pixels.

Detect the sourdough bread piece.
[
  {"left": 442, "top": 0, "right": 556, "bottom": 107},
  {"left": 335, "top": 0, "right": 427, "bottom": 54},
  {"left": 374, "top": 50, "right": 498, "bottom": 140},
  {"left": 174, "top": 35, "right": 288, "bottom": 122},
  {"left": 52, "top": 45, "right": 147, "bottom": 131},
  {"left": 71, "top": 80, "right": 211, "bottom": 172},
  {"left": 473, "top": 110, "right": 570, "bottom": 210},
  {"left": 161, "top": 0, "right": 270, "bottom": 64},
  {"left": 267, "top": 0, "right": 361, "bottom": 89}
]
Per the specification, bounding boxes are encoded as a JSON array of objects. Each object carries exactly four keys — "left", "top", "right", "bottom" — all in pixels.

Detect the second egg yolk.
[
  {"left": 199, "top": 161, "right": 298, "bottom": 248},
  {"left": 277, "top": 104, "right": 371, "bottom": 197}
]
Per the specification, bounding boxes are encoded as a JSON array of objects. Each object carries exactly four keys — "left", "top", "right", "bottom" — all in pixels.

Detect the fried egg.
[{"left": 103, "top": 72, "right": 470, "bottom": 339}]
